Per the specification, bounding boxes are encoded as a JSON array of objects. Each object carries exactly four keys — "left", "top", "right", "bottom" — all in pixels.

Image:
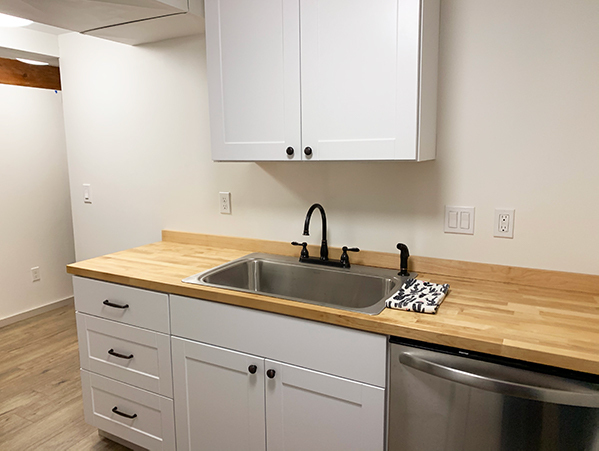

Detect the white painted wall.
[
  {"left": 0, "top": 26, "right": 60, "bottom": 57},
  {"left": 59, "top": 0, "right": 599, "bottom": 276},
  {"left": 0, "top": 84, "right": 76, "bottom": 321}
]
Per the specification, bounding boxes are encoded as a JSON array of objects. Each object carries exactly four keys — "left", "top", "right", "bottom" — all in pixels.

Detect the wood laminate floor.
[{"left": 0, "top": 305, "right": 129, "bottom": 450}]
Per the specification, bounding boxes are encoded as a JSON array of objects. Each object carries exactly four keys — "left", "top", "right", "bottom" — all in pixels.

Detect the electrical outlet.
[
  {"left": 31, "top": 266, "right": 40, "bottom": 282},
  {"left": 219, "top": 192, "right": 231, "bottom": 214},
  {"left": 444, "top": 206, "right": 475, "bottom": 235},
  {"left": 498, "top": 214, "right": 510, "bottom": 232},
  {"left": 494, "top": 209, "right": 515, "bottom": 238}
]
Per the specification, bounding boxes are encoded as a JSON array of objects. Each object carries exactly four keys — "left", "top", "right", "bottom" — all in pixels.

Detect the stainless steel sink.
[{"left": 182, "top": 253, "right": 413, "bottom": 315}]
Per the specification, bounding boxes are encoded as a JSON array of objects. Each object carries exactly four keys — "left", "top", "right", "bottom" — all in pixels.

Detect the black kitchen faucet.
[
  {"left": 303, "top": 203, "right": 328, "bottom": 260},
  {"left": 291, "top": 203, "right": 359, "bottom": 268}
]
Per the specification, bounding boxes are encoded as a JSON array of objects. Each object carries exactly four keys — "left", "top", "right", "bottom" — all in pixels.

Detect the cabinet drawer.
[
  {"left": 73, "top": 277, "right": 169, "bottom": 333},
  {"left": 77, "top": 313, "right": 173, "bottom": 397},
  {"left": 170, "top": 295, "right": 387, "bottom": 387},
  {"left": 81, "top": 370, "right": 175, "bottom": 451}
]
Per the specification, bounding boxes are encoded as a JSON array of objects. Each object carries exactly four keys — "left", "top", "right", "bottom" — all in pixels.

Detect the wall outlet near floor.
[
  {"left": 219, "top": 192, "right": 231, "bottom": 214},
  {"left": 31, "top": 266, "right": 40, "bottom": 282},
  {"left": 444, "top": 206, "right": 475, "bottom": 235},
  {"left": 494, "top": 209, "right": 515, "bottom": 238}
]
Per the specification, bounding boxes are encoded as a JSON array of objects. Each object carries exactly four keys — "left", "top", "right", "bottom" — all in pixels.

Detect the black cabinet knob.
[
  {"left": 304, "top": 147, "right": 312, "bottom": 156},
  {"left": 248, "top": 364, "right": 257, "bottom": 374},
  {"left": 266, "top": 369, "right": 276, "bottom": 379},
  {"left": 286, "top": 147, "right": 294, "bottom": 156}
]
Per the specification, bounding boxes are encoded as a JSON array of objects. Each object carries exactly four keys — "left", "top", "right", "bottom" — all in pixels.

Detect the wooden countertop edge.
[
  {"left": 162, "top": 230, "right": 599, "bottom": 295},
  {"left": 66, "top": 262, "right": 599, "bottom": 376}
]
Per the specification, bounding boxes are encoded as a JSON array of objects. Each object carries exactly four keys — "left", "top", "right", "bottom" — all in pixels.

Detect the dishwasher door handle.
[{"left": 399, "top": 352, "right": 599, "bottom": 408}]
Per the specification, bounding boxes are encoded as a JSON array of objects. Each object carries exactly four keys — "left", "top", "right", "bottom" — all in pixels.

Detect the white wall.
[
  {"left": 59, "top": 0, "right": 599, "bottom": 276},
  {"left": 0, "top": 84, "right": 76, "bottom": 321},
  {"left": 0, "top": 26, "right": 59, "bottom": 57}
]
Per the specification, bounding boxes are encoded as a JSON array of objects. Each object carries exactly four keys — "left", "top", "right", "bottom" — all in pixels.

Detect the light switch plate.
[
  {"left": 444, "top": 206, "right": 475, "bottom": 235},
  {"left": 83, "top": 184, "right": 92, "bottom": 204}
]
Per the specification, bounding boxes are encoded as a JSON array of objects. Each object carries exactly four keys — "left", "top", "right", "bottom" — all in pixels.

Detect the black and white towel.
[{"left": 385, "top": 278, "right": 450, "bottom": 314}]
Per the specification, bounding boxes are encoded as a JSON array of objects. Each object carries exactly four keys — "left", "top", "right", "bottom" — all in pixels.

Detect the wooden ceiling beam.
[{"left": 0, "top": 57, "right": 61, "bottom": 91}]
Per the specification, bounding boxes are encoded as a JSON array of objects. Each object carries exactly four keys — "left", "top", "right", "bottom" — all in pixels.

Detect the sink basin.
[{"left": 182, "top": 253, "right": 413, "bottom": 315}]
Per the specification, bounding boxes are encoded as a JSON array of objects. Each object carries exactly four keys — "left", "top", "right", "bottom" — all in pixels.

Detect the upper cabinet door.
[
  {"left": 206, "top": 0, "right": 302, "bottom": 161},
  {"left": 300, "top": 0, "right": 439, "bottom": 161}
]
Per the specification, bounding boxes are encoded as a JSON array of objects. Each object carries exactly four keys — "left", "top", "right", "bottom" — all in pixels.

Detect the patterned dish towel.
[{"left": 385, "top": 278, "right": 450, "bottom": 314}]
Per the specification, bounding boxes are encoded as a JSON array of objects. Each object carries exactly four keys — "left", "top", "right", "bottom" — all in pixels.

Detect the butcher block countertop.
[{"left": 67, "top": 231, "right": 599, "bottom": 376}]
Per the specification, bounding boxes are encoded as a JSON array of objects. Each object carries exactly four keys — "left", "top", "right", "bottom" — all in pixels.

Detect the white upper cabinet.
[
  {"left": 207, "top": 0, "right": 440, "bottom": 161},
  {"left": 205, "top": 0, "right": 302, "bottom": 161}
]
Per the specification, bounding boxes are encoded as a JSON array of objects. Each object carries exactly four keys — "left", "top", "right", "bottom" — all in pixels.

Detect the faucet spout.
[{"left": 303, "top": 203, "right": 328, "bottom": 260}]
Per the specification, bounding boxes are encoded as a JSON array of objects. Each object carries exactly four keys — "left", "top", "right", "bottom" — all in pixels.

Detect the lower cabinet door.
[
  {"left": 80, "top": 370, "right": 175, "bottom": 451},
  {"left": 171, "top": 337, "right": 266, "bottom": 451},
  {"left": 265, "top": 359, "right": 385, "bottom": 451}
]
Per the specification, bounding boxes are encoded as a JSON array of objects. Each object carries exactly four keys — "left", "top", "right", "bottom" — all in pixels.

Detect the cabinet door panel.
[
  {"left": 172, "top": 337, "right": 266, "bottom": 451},
  {"left": 73, "top": 276, "right": 170, "bottom": 333},
  {"left": 77, "top": 313, "right": 173, "bottom": 397},
  {"left": 265, "top": 360, "right": 385, "bottom": 451},
  {"left": 206, "top": 0, "right": 301, "bottom": 161},
  {"left": 301, "top": 0, "right": 421, "bottom": 160},
  {"left": 80, "top": 370, "right": 175, "bottom": 451}
]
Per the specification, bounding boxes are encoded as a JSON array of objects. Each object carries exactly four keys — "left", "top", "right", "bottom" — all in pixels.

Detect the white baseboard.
[{"left": 0, "top": 296, "right": 74, "bottom": 329}]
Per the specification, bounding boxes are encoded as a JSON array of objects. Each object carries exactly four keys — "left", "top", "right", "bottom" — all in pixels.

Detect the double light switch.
[{"left": 444, "top": 206, "right": 475, "bottom": 235}]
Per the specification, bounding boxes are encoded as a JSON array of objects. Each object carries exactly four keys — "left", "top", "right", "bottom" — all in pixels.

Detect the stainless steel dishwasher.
[{"left": 388, "top": 337, "right": 599, "bottom": 451}]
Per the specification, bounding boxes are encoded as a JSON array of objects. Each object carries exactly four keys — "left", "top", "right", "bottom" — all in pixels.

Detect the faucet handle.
[
  {"left": 340, "top": 246, "right": 360, "bottom": 268},
  {"left": 291, "top": 241, "right": 310, "bottom": 259}
]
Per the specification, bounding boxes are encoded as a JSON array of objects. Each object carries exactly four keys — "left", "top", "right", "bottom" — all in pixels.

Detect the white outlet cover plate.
[
  {"left": 219, "top": 192, "right": 231, "bottom": 214},
  {"left": 444, "top": 206, "right": 475, "bottom": 235},
  {"left": 494, "top": 208, "right": 515, "bottom": 238}
]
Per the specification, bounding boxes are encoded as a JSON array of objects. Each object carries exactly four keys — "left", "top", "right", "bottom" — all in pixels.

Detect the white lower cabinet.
[
  {"left": 265, "top": 360, "right": 385, "bottom": 451},
  {"left": 172, "top": 337, "right": 385, "bottom": 451},
  {"left": 170, "top": 295, "right": 386, "bottom": 451},
  {"left": 77, "top": 313, "right": 173, "bottom": 397},
  {"left": 74, "top": 278, "right": 175, "bottom": 451},
  {"left": 74, "top": 280, "right": 387, "bottom": 451},
  {"left": 172, "top": 338, "right": 266, "bottom": 451},
  {"left": 81, "top": 370, "right": 176, "bottom": 451}
]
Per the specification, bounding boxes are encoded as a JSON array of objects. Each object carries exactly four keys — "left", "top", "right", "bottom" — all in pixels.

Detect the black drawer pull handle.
[
  {"left": 112, "top": 406, "right": 137, "bottom": 419},
  {"left": 103, "top": 299, "right": 129, "bottom": 309},
  {"left": 266, "top": 369, "right": 276, "bottom": 379},
  {"left": 108, "top": 349, "right": 134, "bottom": 360},
  {"left": 248, "top": 364, "right": 257, "bottom": 374}
]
